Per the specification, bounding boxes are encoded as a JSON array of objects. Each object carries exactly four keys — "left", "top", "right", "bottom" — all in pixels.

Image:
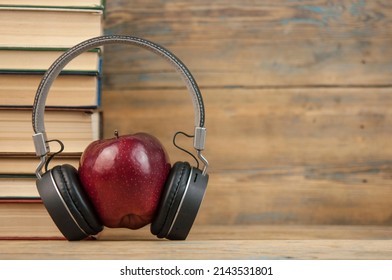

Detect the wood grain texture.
[
  {"left": 101, "top": 0, "right": 392, "bottom": 227},
  {"left": 1, "top": 239, "right": 391, "bottom": 260},
  {"left": 98, "top": 225, "right": 392, "bottom": 241},
  {"left": 103, "top": 88, "right": 392, "bottom": 170},
  {"left": 197, "top": 171, "right": 392, "bottom": 225},
  {"left": 102, "top": 88, "right": 392, "bottom": 225},
  {"left": 102, "top": 0, "right": 392, "bottom": 88},
  {"left": 2, "top": 226, "right": 391, "bottom": 259}
]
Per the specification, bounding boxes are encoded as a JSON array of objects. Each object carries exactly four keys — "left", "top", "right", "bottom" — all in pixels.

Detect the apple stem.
[{"left": 114, "top": 130, "right": 119, "bottom": 139}]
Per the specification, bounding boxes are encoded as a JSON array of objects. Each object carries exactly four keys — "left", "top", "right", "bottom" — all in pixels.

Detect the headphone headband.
[{"left": 32, "top": 35, "right": 208, "bottom": 177}]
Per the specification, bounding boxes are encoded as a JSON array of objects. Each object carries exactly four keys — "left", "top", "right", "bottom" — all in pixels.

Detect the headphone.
[{"left": 31, "top": 35, "right": 209, "bottom": 241}]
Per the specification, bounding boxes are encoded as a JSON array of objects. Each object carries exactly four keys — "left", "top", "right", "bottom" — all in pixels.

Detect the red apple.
[{"left": 78, "top": 131, "right": 171, "bottom": 230}]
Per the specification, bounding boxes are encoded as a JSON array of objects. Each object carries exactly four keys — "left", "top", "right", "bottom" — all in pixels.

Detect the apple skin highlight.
[{"left": 78, "top": 132, "right": 171, "bottom": 229}]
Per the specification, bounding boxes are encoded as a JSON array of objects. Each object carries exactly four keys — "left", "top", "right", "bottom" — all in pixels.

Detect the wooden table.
[{"left": 1, "top": 225, "right": 391, "bottom": 259}]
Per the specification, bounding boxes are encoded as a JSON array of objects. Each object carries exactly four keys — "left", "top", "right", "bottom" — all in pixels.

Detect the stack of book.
[{"left": 0, "top": 0, "right": 105, "bottom": 239}]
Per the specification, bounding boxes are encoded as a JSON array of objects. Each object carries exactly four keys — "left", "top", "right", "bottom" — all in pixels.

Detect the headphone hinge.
[
  {"left": 33, "top": 132, "right": 50, "bottom": 157},
  {"left": 194, "top": 127, "right": 206, "bottom": 150},
  {"left": 194, "top": 127, "right": 208, "bottom": 175}
]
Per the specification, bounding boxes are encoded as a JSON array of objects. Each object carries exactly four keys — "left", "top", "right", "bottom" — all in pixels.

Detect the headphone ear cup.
[
  {"left": 151, "top": 161, "right": 191, "bottom": 239},
  {"left": 151, "top": 161, "right": 208, "bottom": 240},
  {"left": 37, "top": 164, "right": 103, "bottom": 240}
]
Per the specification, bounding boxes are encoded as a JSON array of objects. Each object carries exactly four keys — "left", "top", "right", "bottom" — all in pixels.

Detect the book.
[
  {"left": 0, "top": 0, "right": 104, "bottom": 10},
  {"left": 0, "top": 198, "right": 65, "bottom": 239},
  {"left": 0, "top": 154, "right": 80, "bottom": 175},
  {"left": 0, "top": 175, "right": 38, "bottom": 198},
  {"left": 0, "top": 47, "right": 101, "bottom": 72},
  {"left": 0, "top": 72, "right": 101, "bottom": 108},
  {"left": 0, "top": 108, "right": 102, "bottom": 154},
  {"left": 0, "top": 7, "right": 103, "bottom": 48}
]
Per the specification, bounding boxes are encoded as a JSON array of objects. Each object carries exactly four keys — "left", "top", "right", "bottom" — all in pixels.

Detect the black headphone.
[{"left": 31, "top": 35, "right": 209, "bottom": 241}]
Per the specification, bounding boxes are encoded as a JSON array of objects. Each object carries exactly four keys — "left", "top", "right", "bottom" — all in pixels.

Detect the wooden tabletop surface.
[{"left": 1, "top": 225, "right": 391, "bottom": 260}]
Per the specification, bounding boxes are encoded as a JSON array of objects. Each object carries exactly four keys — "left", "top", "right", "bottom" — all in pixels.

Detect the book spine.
[
  {"left": 0, "top": 1, "right": 105, "bottom": 10},
  {"left": 0, "top": 198, "right": 42, "bottom": 203}
]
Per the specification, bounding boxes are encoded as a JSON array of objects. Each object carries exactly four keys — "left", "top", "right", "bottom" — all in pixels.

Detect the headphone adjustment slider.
[
  {"left": 194, "top": 127, "right": 209, "bottom": 175},
  {"left": 194, "top": 127, "right": 206, "bottom": 151},
  {"left": 33, "top": 132, "right": 50, "bottom": 157}
]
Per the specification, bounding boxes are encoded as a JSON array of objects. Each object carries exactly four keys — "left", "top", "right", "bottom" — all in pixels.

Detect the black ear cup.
[
  {"left": 151, "top": 161, "right": 209, "bottom": 240},
  {"left": 151, "top": 162, "right": 191, "bottom": 238},
  {"left": 36, "top": 164, "right": 103, "bottom": 240}
]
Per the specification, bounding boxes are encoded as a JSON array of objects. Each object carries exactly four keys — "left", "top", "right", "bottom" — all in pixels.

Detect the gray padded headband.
[{"left": 32, "top": 35, "right": 205, "bottom": 134}]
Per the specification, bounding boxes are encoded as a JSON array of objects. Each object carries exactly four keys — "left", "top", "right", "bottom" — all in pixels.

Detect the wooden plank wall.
[{"left": 101, "top": 0, "right": 392, "bottom": 226}]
